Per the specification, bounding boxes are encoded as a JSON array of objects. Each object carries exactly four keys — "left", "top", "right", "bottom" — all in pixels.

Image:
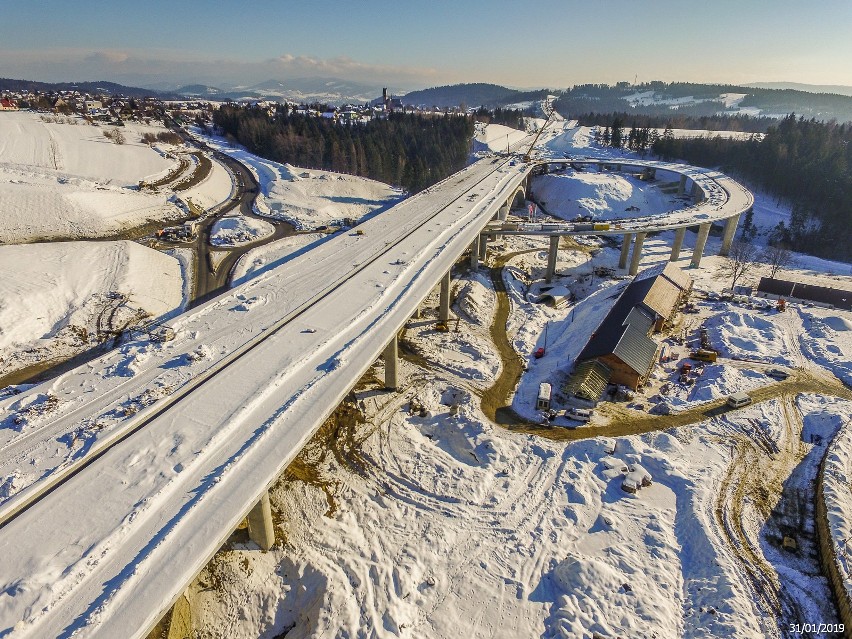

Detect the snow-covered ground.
[
  {"left": 191, "top": 128, "right": 404, "bottom": 230},
  {"left": 2, "top": 112, "right": 851, "bottom": 638},
  {"left": 0, "top": 241, "right": 183, "bottom": 380},
  {"left": 231, "top": 233, "right": 326, "bottom": 285},
  {"left": 472, "top": 122, "right": 528, "bottom": 156},
  {"left": 0, "top": 111, "right": 189, "bottom": 242},
  {"left": 532, "top": 170, "right": 680, "bottom": 220},
  {"left": 181, "top": 116, "right": 852, "bottom": 638}
]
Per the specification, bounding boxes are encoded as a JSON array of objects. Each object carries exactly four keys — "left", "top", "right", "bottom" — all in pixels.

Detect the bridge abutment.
[
  {"left": 247, "top": 491, "right": 275, "bottom": 551},
  {"left": 629, "top": 232, "right": 646, "bottom": 275},
  {"left": 690, "top": 222, "right": 712, "bottom": 268}
]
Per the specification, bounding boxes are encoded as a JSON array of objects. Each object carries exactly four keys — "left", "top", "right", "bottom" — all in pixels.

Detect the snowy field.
[
  {"left": 191, "top": 128, "right": 404, "bottom": 230},
  {"left": 0, "top": 241, "right": 183, "bottom": 380},
  {"left": 179, "top": 117, "right": 852, "bottom": 638},
  {"left": 0, "top": 111, "right": 189, "bottom": 242}
]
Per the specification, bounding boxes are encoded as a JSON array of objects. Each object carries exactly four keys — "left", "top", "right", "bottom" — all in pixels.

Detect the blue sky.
[{"left": 1, "top": 0, "right": 851, "bottom": 89}]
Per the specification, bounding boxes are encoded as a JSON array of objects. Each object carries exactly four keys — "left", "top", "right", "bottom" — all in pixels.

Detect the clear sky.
[{"left": 2, "top": 0, "right": 851, "bottom": 90}]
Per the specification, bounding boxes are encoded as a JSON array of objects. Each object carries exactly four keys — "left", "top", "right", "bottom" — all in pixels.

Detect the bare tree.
[
  {"left": 103, "top": 128, "right": 125, "bottom": 145},
  {"left": 718, "top": 240, "right": 760, "bottom": 292},
  {"left": 760, "top": 244, "right": 794, "bottom": 279}
]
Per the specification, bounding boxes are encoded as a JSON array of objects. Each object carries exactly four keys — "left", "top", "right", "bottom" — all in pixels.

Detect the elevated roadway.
[{"left": 0, "top": 136, "right": 752, "bottom": 637}]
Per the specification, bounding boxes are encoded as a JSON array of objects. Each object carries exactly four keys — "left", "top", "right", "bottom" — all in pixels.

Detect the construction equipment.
[
  {"left": 435, "top": 321, "right": 449, "bottom": 332},
  {"left": 777, "top": 298, "right": 787, "bottom": 312}
]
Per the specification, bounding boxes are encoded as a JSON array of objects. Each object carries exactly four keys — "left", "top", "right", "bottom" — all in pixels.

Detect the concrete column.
[
  {"left": 691, "top": 181, "right": 704, "bottom": 202},
  {"left": 690, "top": 223, "right": 712, "bottom": 268},
  {"left": 247, "top": 491, "right": 275, "bottom": 551},
  {"left": 545, "top": 235, "right": 559, "bottom": 283},
  {"left": 618, "top": 233, "right": 634, "bottom": 269},
  {"left": 629, "top": 232, "right": 646, "bottom": 276},
  {"left": 439, "top": 270, "right": 451, "bottom": 322},
  {"left": 616, "top": 164, "right": 622, "bottom": 172},
  {"left": 470, "top": 236, "right": 480, "bottom": 269},
  {"left": 719, "top": 213, "right": 741, "bottom": 256},
  {"left": 670, "top": 227, "right": 686, "bottom": 262},
  {"left": 678, "top": 174, "right": 687, "bottom": 195},
  {"left": 497, "top": 204, "right": 509, "bottom": 222},
  {"left": 383, "top": 334, "right": 398, "bottom": 390},
  {"left": 478, "top": 234, "right": 488, "bottom": 261}
]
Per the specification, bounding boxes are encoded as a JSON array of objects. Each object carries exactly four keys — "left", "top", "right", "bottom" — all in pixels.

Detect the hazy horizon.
[{"left": 2, "top": 0, "right": 851, "bottom": 91}]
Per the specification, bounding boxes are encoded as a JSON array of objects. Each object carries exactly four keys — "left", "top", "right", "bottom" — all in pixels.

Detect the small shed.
[{"left": 536, "top": 382, "right": 552, "bottom": 410}]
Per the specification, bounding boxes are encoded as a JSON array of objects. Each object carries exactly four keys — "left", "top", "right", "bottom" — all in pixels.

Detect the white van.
[
  {"left": 727, "top": 392, "right": 752, "bottom": 409},
  {"left": 565, "top": 407, "right": 593, "bottom": 422}
]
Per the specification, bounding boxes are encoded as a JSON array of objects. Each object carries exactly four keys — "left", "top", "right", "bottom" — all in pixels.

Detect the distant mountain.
[
  {"left": 401, "top": 83, "right": 547, "bottom": 109},
  {"left": 176, "top": 84, "right": 228, "bottom": 97},
  {"left": 186, "top": 77, "right": 389, "bottom": 105},
  {"left": 745, "top": 82, "right": 852, "bottom": 97},
  {"left": 553, "top": 81, "right": 852, "bottom": 123},
  {"left": 0, "top": 77, "right": 181, "bottom": 99}
]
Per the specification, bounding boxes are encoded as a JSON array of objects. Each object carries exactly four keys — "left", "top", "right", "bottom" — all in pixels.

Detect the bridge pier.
[
  {"left": 618, "top": 233, "right": 634, "bottom": 269},
  {"left": 247, "top": 491, "right": 275, "bottom": 551},
  {"left": 719, "top": 213, "right": 741, "bottom": 256},
  {"left": 383, "top": 334, "right": 398, "bottom": 390},
  {"left": 478, "top": 234, "right": 488, "bottom": 262},
  {"left": 670, "top": 227, "right": 686, "bottom": 261},
  {"left": 691, "top": 181, "right": 704, "bottom": 202},
  {"left": 545, "top": 235, "right": 559, "bottom": 282},
  {"left": 629, "top": 232, "right": 646, "bottom": 276},
  {"left": 439, "top": 270, "right": 451, "bottom": 322},
  {"left": 497, "top": 204, "right": 509, "bottom": 222},
  {"left": 470, "top": 236, "right": 480, "bottom": 269},
  {"left": 690, "top": 223, "right": 712, "bottom": 268},
  {"left": 678, "top": 175, "right": 687, "bottom": 196}
]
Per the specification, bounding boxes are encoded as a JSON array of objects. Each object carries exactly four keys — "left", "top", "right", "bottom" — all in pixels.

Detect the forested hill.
[
  {"left": 653, "top": 114, "right": 852, "bottom": 262},
  {"left": 402, "top": 83, "right": 548, "bottom": 109},
  {"left": 213, "top": 105, "right": 475, "bottom": 193},
  {"left": 0, "top": 78, "right": 180, "bottom": 99}
]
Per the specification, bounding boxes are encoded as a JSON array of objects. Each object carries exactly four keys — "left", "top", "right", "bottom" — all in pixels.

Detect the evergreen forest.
[
  {"left": 213, "top": 105, "right": 476, "bottom": 193},
  {"left": 653, "top": 114, "right": 852, "bottom": 262}
]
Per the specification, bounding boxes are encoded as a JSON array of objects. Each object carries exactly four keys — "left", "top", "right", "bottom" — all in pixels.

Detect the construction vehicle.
[
  {"left": 435, "top": 321, "right": 449, "bottom": 332},
  {"left": 690, "top": 349, "right": 718, "bottom": 363},
  {"left": 777, "top": 298, "right": 787, "bottom": 312}
]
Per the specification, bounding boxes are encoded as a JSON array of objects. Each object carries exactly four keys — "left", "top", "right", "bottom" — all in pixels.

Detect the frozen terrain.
[
  {"left": 0, "top": 111, "right": 187, "bottom": 242},
  {"left": 192, "top": 128, "right": 404, "bottom": 230}
]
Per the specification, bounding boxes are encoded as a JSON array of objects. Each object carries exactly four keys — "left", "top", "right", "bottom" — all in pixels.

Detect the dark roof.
[
  {"left": 758, "top": 277, "right": 852, "bottom": 310},
  {"left": 578, "top": 277, "right": 656, "bottom": 361}
]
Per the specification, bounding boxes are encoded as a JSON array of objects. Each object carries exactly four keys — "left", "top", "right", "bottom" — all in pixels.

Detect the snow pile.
[
  {"left": 685, "top": 364, "right": 767, "bottom": 403},
  {"left": 532, "top": 170, "right": 677, "bottom": 220},
  {"left": 210, "top": 215, "right": 275, "bottom": 247},
  {"left": 800, "top": 309, "right": 852, "bottom": 386},
  {"left": 705, "top": 310, "right": 794, "bottom": 364}
]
